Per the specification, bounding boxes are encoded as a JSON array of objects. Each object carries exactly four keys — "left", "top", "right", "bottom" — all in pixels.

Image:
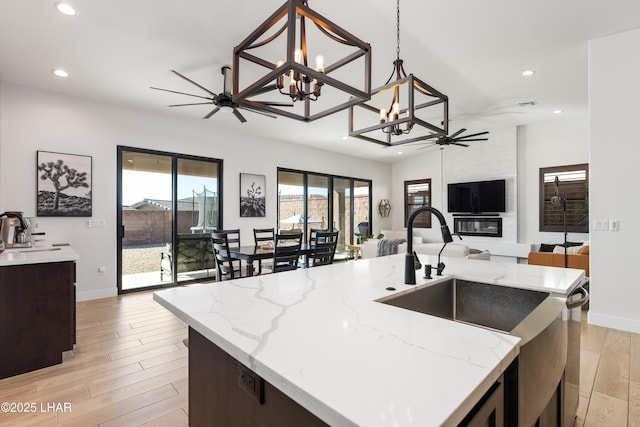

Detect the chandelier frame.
[{"left": 232, "top": 0, "right": 372, "bottom": 122}]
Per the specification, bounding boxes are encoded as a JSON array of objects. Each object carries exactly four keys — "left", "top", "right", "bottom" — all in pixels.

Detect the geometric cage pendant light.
[
  {"left": 349, "top": 0, "right": 448, "bottom": 146},
  {"left": 232, "top": 0, "right": 372, "bottom": 122}
]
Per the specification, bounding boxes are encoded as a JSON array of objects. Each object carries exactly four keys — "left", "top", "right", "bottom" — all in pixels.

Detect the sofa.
[
  {"left": 527, "top": 243, "right": 590, "bottom": 276},
  {"left": 360, "top": 230, "right": 490, "bottom": 260}
]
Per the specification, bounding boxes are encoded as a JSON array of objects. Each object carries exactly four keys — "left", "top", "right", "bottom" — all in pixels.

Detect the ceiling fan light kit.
[
  {"left": 348, "top": 0, "right": 448, "bottom": 147},
  {"left": 232, "top": 0, "right": 372, "bottom": 122}
]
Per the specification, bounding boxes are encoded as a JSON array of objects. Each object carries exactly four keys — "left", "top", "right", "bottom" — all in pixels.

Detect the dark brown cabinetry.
[
  {"left": 0, "top": 261, "right": 76, "bottom": 379},
  {"left": 460, "top": 378, "right": 504, "bottom": 427},
  {"left": 189, "top": 327, "right": 328, "bottom": 427}
]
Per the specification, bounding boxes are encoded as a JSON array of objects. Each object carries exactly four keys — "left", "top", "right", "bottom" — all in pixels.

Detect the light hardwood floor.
[{"left": 0, "top": 291, "right": 638, "bottom": 426}]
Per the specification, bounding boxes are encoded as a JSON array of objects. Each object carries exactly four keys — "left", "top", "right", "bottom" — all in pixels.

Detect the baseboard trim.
[
  {"left": 587, "top": 311, "right": 640, "bottom": 334},
  {"left": 77, "top": 287, "right": 118, "bottom": 302}
]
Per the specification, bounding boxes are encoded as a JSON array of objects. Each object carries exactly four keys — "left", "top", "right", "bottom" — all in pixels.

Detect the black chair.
[
  {"left": 311, "top": 230, "right": 339, "bottom": 267},
  {"left": 253, "top": 228, "right": 275, "bottom": 274},
  {"left": 270, "top": 231, "right": 302, "bottom": 273},
  {"left": 354, "top": 222, "right": 369, "bottom": 244},
  {"left": 212, "top": 230, "right": 243, "bottom": 281},
  {"left": 309, "top": 228, "right": 328, "bottom": 245}
]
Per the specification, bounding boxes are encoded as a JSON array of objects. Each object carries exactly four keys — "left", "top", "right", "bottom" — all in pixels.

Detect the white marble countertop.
[
  {"left": 154, "top": 253, "right": 584, "bottom": 426},
  {"left": 0, "top": 242, "right": 79, "bottom": 266}
]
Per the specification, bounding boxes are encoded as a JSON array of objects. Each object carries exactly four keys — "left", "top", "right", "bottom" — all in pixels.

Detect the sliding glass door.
[
  {"left": 277, "top": 168, "right": 372, "bottom": 259},
  {"left": 117, "top": 147, "right": 222, "bottom": 293}
]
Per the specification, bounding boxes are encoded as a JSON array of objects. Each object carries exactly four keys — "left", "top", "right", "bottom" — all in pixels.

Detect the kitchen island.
[
  {"left": 154, "top": 253, "right": 584, "bottom": 426},
  {"left": 0, "top": 243, "right": 79, "bottom": 379}
]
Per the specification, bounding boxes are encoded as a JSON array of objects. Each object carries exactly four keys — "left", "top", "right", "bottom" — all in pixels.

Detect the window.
[
  {"left": 404, "top": 179, "right": 432, "bottom": 228},
  {"left": 277, "top": 168, "right": 372, "bottom": 249},
  {"left": 539, "top": 164, "right": 588, "bottom": 233}
]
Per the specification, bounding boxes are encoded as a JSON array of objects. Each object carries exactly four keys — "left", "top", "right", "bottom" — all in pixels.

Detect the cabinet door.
[
  {"left": 461, "top": 380, "right": 504, "bottom": 427},
  {"left": 0, "top": 261, "right": 75, "bottom": 378}
]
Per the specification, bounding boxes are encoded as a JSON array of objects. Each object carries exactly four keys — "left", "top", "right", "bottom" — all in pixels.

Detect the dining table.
[{"left": 229, "top": 243, "right": 315, "bottom": 276}]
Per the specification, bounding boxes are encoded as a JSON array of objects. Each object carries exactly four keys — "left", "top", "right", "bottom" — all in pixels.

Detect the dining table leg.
[{"left": 245, "top": 259, "right": 255, "bottom": 277}]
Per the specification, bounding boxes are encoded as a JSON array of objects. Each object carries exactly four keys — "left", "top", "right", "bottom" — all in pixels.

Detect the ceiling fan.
[
  {"left": 150, "top": 66, "right": 292, "bottom": 123},
  {"left": 416, "top": 128, "right": 489, "bottom": 150}
]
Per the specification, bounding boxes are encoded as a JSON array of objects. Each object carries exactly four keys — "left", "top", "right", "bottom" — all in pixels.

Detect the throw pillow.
[
  {"left": 553, "top": 245, "right": 585, "bottom": 255},
  {"left": 577, "top": 245, "right": 590, "bottom": 255},
  {"left": 539, "top": 243, "right": 556, "bottom": 252}
]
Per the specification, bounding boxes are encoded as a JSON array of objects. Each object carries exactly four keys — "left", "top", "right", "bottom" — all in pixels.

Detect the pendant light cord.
[{"left": 396, "top": 0, "right": 401, "bottom": 61}]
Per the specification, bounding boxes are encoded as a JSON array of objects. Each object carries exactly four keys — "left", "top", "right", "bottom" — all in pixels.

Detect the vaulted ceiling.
[{"left": 2, "top": 0, "right": 640, "bottom": 161}]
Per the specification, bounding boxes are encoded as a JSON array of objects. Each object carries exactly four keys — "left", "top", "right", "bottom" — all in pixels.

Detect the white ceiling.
[{"left": 2, "top": 0, "right": 640, "bottom": 162}]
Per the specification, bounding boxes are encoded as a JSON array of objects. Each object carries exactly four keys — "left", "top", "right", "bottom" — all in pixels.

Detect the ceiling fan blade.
[
  {"left": 456, "top": 131, "right": 490, "bottom": 139},
  {"left": 170, "top": 70, "right": 217, "bottom": 97},
  {"left": 150, "top": 86, "right": 213, "bottom": 101},
  {"left": 448, "top": 128, "right": 466, "bottom": 139},
  {"left": 168, "top": 102, "right": 214, "bottom": 107},
  {"left": 417, "top": 143, "right": 437, "bottom": 150},
  {"left": 240, "top": 105, "right": 277, "bottom": 118},
  {"left": 203, "top": 106, "right": 221, "bottom": 119},
  {"left": 261, "top": 101, "right": 294, "bottom": 107},
  {"left": 453, "top": 138, "right": 488, "bottom": 142},
  {"left": 450, "top": 142, "right": 470, "bottom": 147},
  {"left": 232, "top": 108, "right": 247, "bottom": 123},
  {"left": 250, "top": 84, "right": 278, "bottom": 96}
]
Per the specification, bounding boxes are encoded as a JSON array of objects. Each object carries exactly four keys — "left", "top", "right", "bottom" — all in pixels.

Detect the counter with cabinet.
[
  {"left": 155, "top": 253, "right": 584, "bottom": 426},
  {"left": 0, "top": 244, "right": 79, "bottom": 379}
]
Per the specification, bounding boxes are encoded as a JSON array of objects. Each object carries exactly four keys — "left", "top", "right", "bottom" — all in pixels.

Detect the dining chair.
[
  {"left": 253, "top": 228, "right": 275, "bottom": 274},
  {"left": 211, "top": 230, "right": 243, "bottom": 281},
  {"left": 309, "top": 228, "right": 328, "bottom": 245},
  {"left": 270, "top": 231, "right": 303, "bottom": 273},
  {"left": 311, "top": 230, "right": 339, "bottom": 267}
]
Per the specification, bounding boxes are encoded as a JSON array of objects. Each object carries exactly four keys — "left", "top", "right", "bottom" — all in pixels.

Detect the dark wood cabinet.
[
  {"left": 0, "top": 261, "right": 76, "bottom": 379},
  {"left": 189, "top": 327, "right": 328, "bottom": 427},
  {"left": 460, "top": 378, "right": 504, "bottom": 427}
]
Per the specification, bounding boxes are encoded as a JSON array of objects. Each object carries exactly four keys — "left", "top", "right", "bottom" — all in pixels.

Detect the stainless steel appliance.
[
  {"left": 0, "top": 211, "right": 31, "bottom": 248},
  {"left": 563, "top": 282, "right": 589, "bottom": 426}
]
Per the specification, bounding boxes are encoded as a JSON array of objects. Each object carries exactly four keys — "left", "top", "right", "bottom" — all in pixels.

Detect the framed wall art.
[
  {"left": 37, "top": 151, "right": 92, "bottom": 217},
  {"left": 240, "top": 173, "right": 265, "bottom": 217}
]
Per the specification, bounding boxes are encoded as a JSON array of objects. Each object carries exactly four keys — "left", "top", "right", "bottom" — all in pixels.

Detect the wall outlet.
[
  {"left": 93, "top": 219, "right": 105, "bottom": 228},
  {"left": 609, "top": 219, "right": 620, "bottom": 232},
  {"left": 85, "top": 219, "right": 92, "bottom": 228}
]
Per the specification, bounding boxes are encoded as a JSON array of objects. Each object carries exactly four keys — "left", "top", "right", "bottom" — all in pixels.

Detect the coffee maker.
[{"left": 0, "top": 211, "right": 31, "bottom": 248}]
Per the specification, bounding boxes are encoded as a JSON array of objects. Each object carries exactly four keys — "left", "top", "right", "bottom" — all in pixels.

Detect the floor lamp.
[{"left": 552, "top": 176, "right": 568, "bottom": 268}]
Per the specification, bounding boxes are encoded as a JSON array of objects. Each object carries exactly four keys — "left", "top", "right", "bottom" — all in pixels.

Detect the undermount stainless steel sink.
[
  {"left": 378, "top": 278, "right": 568, "bottom": 426},
  {"left": 377, "top": 278, "right": 550, "bottom": 333}
]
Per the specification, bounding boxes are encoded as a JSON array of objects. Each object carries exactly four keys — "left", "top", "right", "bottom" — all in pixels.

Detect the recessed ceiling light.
[
  {"left": 397, "top": 151, "right": 403, "bottom": 155},
  {"left": 342, "top": 136, "right": 349, "bottom": 140},
  {"left": 553, "top": 109, "right": 563, "bottom": 114},
  {"left": 54, "top": 2, "right": 77, "bottom": 16},
  {"left": 521, "top": 69, "right": 535, "bottom": 77},
  {"left": 52, "top": 69, "right": 69, "bottom": 78}
]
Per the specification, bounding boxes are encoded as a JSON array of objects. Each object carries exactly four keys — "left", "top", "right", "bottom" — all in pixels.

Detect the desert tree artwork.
[
  {"left": 240, "top": 173, "right": 266, "bottom": 217},
  {"left": 37, "top": 151, "right": 92, "bottom": 217}
]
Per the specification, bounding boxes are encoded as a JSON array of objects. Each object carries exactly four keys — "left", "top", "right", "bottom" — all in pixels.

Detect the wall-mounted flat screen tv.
[{"left": 447, "top": 179, "right": 506, "bottom": 213}]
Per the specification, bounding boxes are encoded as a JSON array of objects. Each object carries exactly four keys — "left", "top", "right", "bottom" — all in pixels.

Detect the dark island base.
[{"left": 189, "top": 327, "right": 328, "bottom": 427}]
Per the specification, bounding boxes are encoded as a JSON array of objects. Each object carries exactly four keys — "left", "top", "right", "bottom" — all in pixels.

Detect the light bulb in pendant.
[{"left": 315, "top": 55, "right": 324, "bottom": 72}]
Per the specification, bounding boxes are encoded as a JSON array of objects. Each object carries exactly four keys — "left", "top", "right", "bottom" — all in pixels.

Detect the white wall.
[
  {"left": 390, "top": 126, "right": 522, "bottom": 259},
  {"left": 516, "top": 119, "right": 589, "bottom": 246},
  {"left": 588, "top": 29, "right": 640, "bottom": 333},
  {"left": 0, "top": 82, "right": 392, "bottom": 301}
]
